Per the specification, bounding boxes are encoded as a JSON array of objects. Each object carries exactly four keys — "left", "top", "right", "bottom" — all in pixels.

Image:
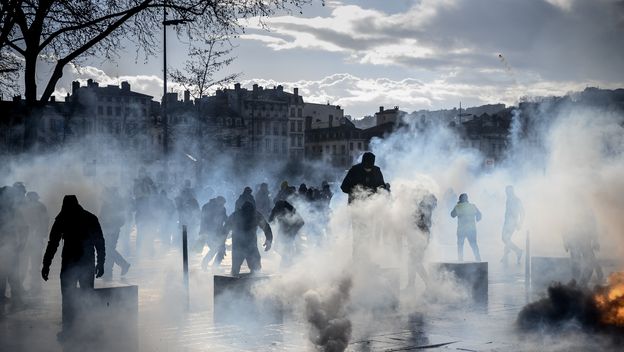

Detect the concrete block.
[
  {"left": 214, "top": 274, "right": 282, "bottom": 325},
  {"left": 431, "top": 262, "right": 488, "bottom": 303},
  {"left": 63, "top": 284, "right": 138, "bottom": 352}
]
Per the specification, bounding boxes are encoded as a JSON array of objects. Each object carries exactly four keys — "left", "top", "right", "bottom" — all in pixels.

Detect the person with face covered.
[
  {"left": 22, "top": 191, "right": 49, "bottom": 292},
  {"left": 254, "top": 183, "right": 272, "bottom": 219},
  {"left": 41, "top": 195, "right": 105, "bottom": 338},
  {"left": 340, "top": 152, "right": 386, "bottom": 204},
  {"left": 223, "top": 201, "right": 272, "bottom": 276},
  {"left": 235, "top": 186, "right": 256, "bottom": 211},
  {"left": 451, "top": 193, "right": 482, "bottom": 262}
]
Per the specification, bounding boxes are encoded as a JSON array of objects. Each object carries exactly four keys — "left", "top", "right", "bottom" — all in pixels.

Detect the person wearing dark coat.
[
  {"left": 22, "top": 191, "right": 49, "bottom": 292},
  {"left": 99, "top": 187, "right": 130, "bottom": 280},
  {"left": 340, "top": 152, "right": 386, "bottom": 204},
  {"left": 0, "top": 186, "right": 28, "bottom": 308},
  {"left": 223, "top": 202, "right": 272, "bottom": 276},
  {"left": 199, "top": 196, "right": 228, "bottom": 270},
  {"left": 269, "top": 200, "right": 304, "bottom": 267},
  {"left": 235, "top": 186, "right": 256, "bottom": 211},
  {"left": 41, "top": 195, "right": 105, "bottom": 336},
  {"left": 254, "top": 183, "right": 272, "bottom": 218}
]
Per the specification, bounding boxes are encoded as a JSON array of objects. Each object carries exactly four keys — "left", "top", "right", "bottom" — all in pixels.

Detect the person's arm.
[
  {"left": 257, "top": 212, "right": 273, "bottom": 251},
  {"left": 42, "top": 219, "right": 62, "bottom": 280},
  {"left": 450, "top": 205, "right": 457, "bottom": 218},
  {"left": 93, "top": 217, "right": 106, "bottom": 278},
  {"left": 475, "top": 205, "right": 482, "bottom": 222},
  {"left": 340, "top": 168, "right": 355, "bottom": 194}
]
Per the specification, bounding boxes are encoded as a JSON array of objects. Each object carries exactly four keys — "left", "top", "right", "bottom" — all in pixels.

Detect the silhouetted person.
[
  {"left": 99, "top": 187, "right": 130, "bottom": 281},
  {"left": 255, "top": 183, "right": 272, "bottom": 219},
  {"left": 0, "top": 186, "right": 27, "bottom": 309},
  {"left": 298, "top": 183, "right": 308, "bottom": 198},
  {"left": 451, "top": 193, "right": 482, "bottom": 262},
  {"left": 41, "top": 195, "right": 105, "bottom": 338},
  {"left": 273, "top": 181, "right": 290, "bottom": 204},
  {"left": 407, "top": 192, "right": 437, "bottom": 288},
  {"left": 340, "top": 152, "right": 386, "bottom": 203},
  {"left": 22, "top": 191, "right": 49, "bottom": 292},
  {"left": 155, "top": 190, "right": 176, "bottom": 246},
  {"left": 175, "top": 183, "right": 200, "bottom": 246},
  {"left": 235, "top": 186, "right": 256, "bottom": 211},
  {"left": 269, "top": 200, "right": 304, "bottom": 267},
  {"left": 501, "top": 186, "right": 524, "bottom": 265},
  {"left": 564, "top": 209, "right": 603, "bottom": 286},
  {"left": 224, "top": 202, "right": 272, "bottom": 276},
  {"left": 199, "top": 196, "right": 228, "bottom": 270}
]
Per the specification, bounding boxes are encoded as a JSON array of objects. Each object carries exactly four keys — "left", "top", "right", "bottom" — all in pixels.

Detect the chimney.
[
  {"left": 72, "top": 81, "right": 80, "bottom": 95},
  {"left": 294, "top": 87, "right": 299, "bottom": 97},
  {"left": 379, "top": 106, "right": 384, "bottom": 113},
  {"left": 234, "top": 83, "right": 241, "bottom": 91},
  {"left": 394, "top": 106, "right": 399, "bottom": 111},
  {"left": 277, "top": 85, "right": 283, "bottom": 92},
  {"left": 121, "top": 81, "right": 130, "bottom": 91},
  {"left": 252, "top": 83, "right": 259, "bottom": 98},
  {"left": 184, "top": 89, "right": 190, "bottom": 103},
  {"left": 50, "top": 96, "right": 56, "bottom": 102}
]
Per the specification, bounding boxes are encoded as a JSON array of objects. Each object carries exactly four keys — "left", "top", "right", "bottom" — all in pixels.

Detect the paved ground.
[{"left": 0, "top": 241, "right": 616, "bottom": 352}]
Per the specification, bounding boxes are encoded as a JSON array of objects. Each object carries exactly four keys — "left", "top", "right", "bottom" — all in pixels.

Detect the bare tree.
[
  {"left": 170, "top": 36, "right": 239, "bottom": 100},
  {"left": 0, "top": 0, "right": 317, "bottom": 148}
]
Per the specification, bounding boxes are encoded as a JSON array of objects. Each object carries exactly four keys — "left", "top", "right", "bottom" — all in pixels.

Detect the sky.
[{"left": 49, "top": 0, "right": 624, "bottom": 118}]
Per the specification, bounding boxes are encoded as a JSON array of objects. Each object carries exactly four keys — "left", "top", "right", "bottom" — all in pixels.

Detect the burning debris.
[
  {"left": 517, "top": 273, "right": 624, "bottom": 342},
  {"left": 304, "top": 277, "right": 353, "bottom": 352}
]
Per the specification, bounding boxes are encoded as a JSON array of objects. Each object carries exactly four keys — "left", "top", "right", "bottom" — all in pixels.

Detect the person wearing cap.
[
  {"left": 223, "top": 201, "right": 272, "bottom": 276},
  {"left": 340, "top": 152, "right": 386, "bottom": 204},
  {"left": 41, "top": 195, "right": 105, "bottom": 338},
  {"left": 450, "top": 193, "right": 482, "bottom": 262},
  {"left": 235, "top": 186, "right": 256, "bottom": 211}
]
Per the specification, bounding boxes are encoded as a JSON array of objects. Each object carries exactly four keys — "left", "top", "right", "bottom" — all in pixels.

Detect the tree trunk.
[{"left": 22, "top": 52, "right": 40, "bottom": 151}]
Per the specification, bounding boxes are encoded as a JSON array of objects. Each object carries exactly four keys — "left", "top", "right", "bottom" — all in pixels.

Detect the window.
[
  {"left": 357, "top": 142, "right": 362, "bottom": 150},
  {"left": 290, "top": 121, "right": 295, "bottom": 132},
  {"left": 325, "top": 145, "right": 329, "bottom": 153},
  {"left": 282, "top": 139, "right": 287, "bottom": 154},
  {"left": 265, "top": 122, "right": 270, "bottom": 135},
  {"left": 297, "top": 135, "right": 302, "bottom": 147},
  {"left": 106, "top": 106, "right": 112, "bottom": 116},
  {"left": 266, "top": 139, "right": 271, "bottom": 152},
  {"left": 341, "top": 145, "right": 346, "bottom": 155},
  {"left": 350, "top": 142, "right": 353, "bottom": 151},
  {"left": 297, "top": 108, "right": 302, "bottom": 117},
  {"left": 273, "top": 122, "right": 279, "bottom": 135},
  {"left": 290, "top": 136, "right": 295, "bottom": 147},
  {"left": 97, "top": 106, "right": 103, "bottom": 115},
  {"left": 107, "top": 96, "right": 112, "bottom": 102},
  {"left": 290, "top": 108, "right": 295, "bottom": 117},
  {"left": 273, "top": 140, "right": 279, "bottom": 153},
  {"left": 332, "top": 145, "right": 336, "bottom": 154},
  {"left": 115, "top": 107, "right": 121, "bottom": 116},
  {"left": 297, "top": 120, "right": 303, "bottom": 132}
]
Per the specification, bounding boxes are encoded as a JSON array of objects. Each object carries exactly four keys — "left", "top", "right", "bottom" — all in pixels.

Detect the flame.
[{"left": 594, "top": 272, "right": 624, "bottom": 327}]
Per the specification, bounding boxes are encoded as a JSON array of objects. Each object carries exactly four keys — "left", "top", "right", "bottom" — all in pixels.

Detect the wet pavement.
[{"left": 0, "top": 241, "right": 613, "bottom": 351}]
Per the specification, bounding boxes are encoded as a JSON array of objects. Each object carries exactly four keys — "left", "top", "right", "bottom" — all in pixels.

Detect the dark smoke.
[
  {"left": 304, "top": 276, "right": 353, "bottom": 352},
  {"left": 517, "top": 281, "right": 624, "bottom": 343}
]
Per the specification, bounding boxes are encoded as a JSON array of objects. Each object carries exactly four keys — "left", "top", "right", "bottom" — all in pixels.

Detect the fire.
[{"left": 594, "top": 272, "right": 624, "bottom": 327}]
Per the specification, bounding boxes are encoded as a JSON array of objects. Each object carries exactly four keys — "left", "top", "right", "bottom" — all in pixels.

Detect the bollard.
[{"left": 182, "top": 224, "right": 189, "bottom": 311}]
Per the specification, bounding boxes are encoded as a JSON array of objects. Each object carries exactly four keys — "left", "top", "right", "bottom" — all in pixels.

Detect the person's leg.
[
  {"left": 247, "top": 246, "right": 262, "bottom": 274},
  {"left": 7, "top": 250, "right": 24, "bottom": 304},
  {"left": 230, "top": 245, "right": 245, "bottom": 276},
  {"left": 60, "top": 267, "right": 79, "bottom": 333},
  {"left": 457, "top": 233, "right": 465, "bottom": 262},
  {"left": 468, "top": 231, "right": 481, "bottom": 262}
]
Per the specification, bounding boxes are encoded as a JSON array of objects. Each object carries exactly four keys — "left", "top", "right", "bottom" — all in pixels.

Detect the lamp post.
[{"left": 162, "top": 3, "right": 190, "bottom": 155}]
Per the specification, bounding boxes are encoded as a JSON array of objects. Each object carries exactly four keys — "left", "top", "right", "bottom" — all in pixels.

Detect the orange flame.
[{"left": 594, "top": 272, "right": 624, "bottom": 326}]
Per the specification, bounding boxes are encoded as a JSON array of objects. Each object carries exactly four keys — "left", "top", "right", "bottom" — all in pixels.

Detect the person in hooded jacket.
[
  {"left": 340, "top": 152, "right": 386, "bottom": 204},
  {"left": 199, "top": 196, "right": 228, "bottom": 270},
  {"left": 223, "top": 201, "right": 272, "bottom": 276},
  {"left": 269, "top": 200, "right": 304, "bottom": 267},
  {"left": 451, "top": 193, "right": 482, "bottom": 262},
  {"left": 235, "top": 186, "right": 256, "bottom": 211},
  {"left": 41, "top": 195, "right": 105, "bottom": 337}
]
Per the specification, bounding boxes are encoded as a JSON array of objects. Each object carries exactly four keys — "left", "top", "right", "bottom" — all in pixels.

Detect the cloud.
[{"left": 240, "top": 0, "right": 624, "bottom": 83}]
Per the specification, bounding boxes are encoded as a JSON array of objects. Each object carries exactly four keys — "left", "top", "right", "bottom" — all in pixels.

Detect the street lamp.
[{"left": 162, "top": 3, "right": 191, "bottom": 155}]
